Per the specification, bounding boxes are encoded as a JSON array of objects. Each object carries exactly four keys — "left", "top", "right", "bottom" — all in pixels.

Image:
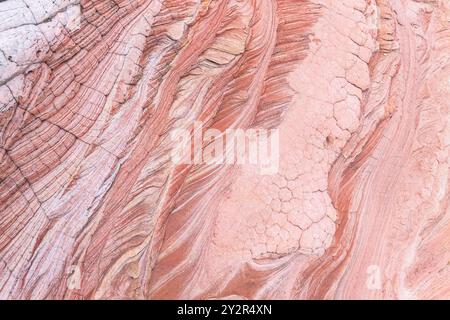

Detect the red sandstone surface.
[{"left": 0, "top": 0, "right": 450, "bottom": 299}]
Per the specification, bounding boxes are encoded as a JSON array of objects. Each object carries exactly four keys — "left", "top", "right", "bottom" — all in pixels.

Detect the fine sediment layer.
[{"left": 0, "top": 0, "right": 449, "bottom": 299}]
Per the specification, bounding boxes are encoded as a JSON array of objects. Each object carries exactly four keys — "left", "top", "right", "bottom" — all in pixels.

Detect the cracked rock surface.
[{"left": 0, "top": 0, "right": 450, "bottom": 299}]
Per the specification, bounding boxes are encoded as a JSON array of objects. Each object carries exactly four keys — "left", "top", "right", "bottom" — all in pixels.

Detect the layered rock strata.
[{"left": 0, "top": 0, "right": 449, "bottom": 299}]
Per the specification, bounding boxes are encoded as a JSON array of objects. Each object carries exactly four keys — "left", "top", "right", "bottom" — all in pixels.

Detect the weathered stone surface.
[{"left": 0, "top": 0, "right": 449, "bottom": 299}]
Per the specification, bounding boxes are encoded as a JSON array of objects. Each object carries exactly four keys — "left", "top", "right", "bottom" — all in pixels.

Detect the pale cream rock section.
[{"left": 0, "top": 0, "right": 80, "bottom": 111}]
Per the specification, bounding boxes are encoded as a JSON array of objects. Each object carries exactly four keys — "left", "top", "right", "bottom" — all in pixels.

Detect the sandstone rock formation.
[{"left": 0, "top": 0, "right": 449, "bottom": 299}]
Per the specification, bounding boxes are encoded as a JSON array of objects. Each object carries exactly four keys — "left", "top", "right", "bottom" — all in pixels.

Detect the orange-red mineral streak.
[{"left": 0, "top": 0, "right": 449, "bottom": 299}]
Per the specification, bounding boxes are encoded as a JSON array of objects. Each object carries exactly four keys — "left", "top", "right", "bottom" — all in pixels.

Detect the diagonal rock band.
[{"left": 0, "top": 0, "right": 449, "bottom": 300}]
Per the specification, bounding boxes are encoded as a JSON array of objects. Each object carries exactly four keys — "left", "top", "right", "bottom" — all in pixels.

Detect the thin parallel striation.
[{"left": 0, "top": 0, "right": 449, "bottom": 300}]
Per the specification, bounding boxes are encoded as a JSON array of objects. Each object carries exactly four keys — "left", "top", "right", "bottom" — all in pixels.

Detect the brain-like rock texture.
[{"left": 0, "top": 0, "right": 450, "bottom": 300}]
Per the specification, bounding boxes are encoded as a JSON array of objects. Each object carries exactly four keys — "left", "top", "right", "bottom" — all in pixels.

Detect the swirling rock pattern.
[{"left": 0, "top": 0, "right": 449, "bottom": 299}]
